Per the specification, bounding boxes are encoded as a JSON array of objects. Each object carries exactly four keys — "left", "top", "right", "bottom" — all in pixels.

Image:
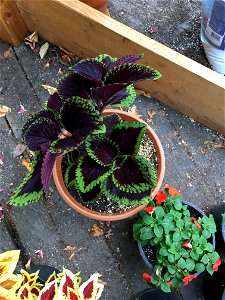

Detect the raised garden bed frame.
[{"left": 1, "top": 0, "right": 224, "bottom": 134}]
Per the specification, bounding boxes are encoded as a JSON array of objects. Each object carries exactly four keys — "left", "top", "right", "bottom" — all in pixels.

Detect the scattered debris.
[
  {"left": 35, "top": 249, "right": 44, "bottom": 259},
  {"left": 21, "top": 158, "right": 31, "bottom": 171},
  {"left": 68, "top": 253, "right": 75, "bottom": 260},
  {"left": 60, "top": 54, "right": 71, "bottom": 66},
  {"left": 12, "top": 144, "right": 26, "bottom": 158},
  {"left": 59, "top": 47, "right": 79, "bottom": 61},
  {"left": 17, "top": 104, "right": 26, "bottom": 114},
  {"left": 0, "top": 206, "right": 4, "bottom": 222},
  {"left": 200, "top": 139, "right": 225, "bottom": 154},
  {"left": 39, "top": 42, "right": 49, "bottom": 59},
  {"left": 149, "top": 25, "right": 158, "bottom": 33},
  {"left": 135, "top": 89, "right": 152, "bottom": 98},
  {"left": 64, "top": 245, "right": 77, "bottom": 251},
  {"left": 3, "top": 48, "right": 12, "bottom": 59},
  {"left": 0, "top": 189, "right": 3, "bottom": 193},
  {"left": 41, "top": 84, "right": 57, "bottom": 95},
  {"left": 25, "top": 258, "right": 32, "bottom": 269},
  {"left": 147, "top": 110, "right": 157, "bottom": 123},
  {"left": 0, "top": 104, "right": 11, "bottom": 117},
  {"left": 0, "top": 156, "right": 3, "bottom": 165},
  {"left": 90, "top": 223, "right": 104, "bottom": 237},
  {"left": 25, "top": 31, "right": 39, "bottom": 50}
]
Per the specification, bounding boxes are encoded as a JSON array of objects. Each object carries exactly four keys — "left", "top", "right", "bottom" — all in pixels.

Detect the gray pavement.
[{"left": 0, "top": 1, "right": 225, "bottom": 299}]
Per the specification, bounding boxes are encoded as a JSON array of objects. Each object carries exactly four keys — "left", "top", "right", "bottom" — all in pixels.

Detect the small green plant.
[{"left": 133, "top": 185, "right": 221, "bottom": 292}]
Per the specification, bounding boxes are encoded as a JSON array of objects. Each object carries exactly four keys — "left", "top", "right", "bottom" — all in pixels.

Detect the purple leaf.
[
  {"left": 109, "top": 54, "right": 143, "bottom": 69},
  {"left": 87, "top": 136, "right": 119, "bottom": 166},
  {"left": 47, "top": 92, "right": 63, "bottom": 112},
  {"left": 110, "top": 122, "right": 146, "bottom": 155},
  {"left": 91, "top": 83, "right": 128, "bottom": 110},
  {"left": 22, "top": 110, "right": 60, "bottom": 141},
  {"left": 105, "top": 64, "right": 161, "bottom": 85},
  {"left": 50, "top": 135, "right": 85, "bottom": 153},
  {"left": 103, "top": 114, "right": 121, "bottom": 136},
  {"left": 41, "top": 150, "right": 61, "bottom": 192},
  {"left": 78, "top": 184, "right": 101, "bottom": 203},
  {"left": 103, "top": 175, "right": 150, "bottom": 201},
  {"left": 113, "top": 156, "right": 146, "bottom": 185},
  {"left": 77, "top": 156, "right": 109, "bottom": 191},
  {"left": 58, "top": 73, "right": 94, "bottom": 100},
  {"left": 60, "top": 97, "right": 103, "bottom": 137},
  {"left": 25, "top": 118, "right": 61, "bottom": 151},
  {"left": 72, "top": 60, "right": 107, "bottom": 83}
]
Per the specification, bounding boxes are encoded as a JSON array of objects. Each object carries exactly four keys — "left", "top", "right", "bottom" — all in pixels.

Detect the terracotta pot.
[
  {"left": 53, "top": 109, "right": 165, "bottom": 221},
  {"left": 79, "top": 0, "right": 109, "bottom": 14}
]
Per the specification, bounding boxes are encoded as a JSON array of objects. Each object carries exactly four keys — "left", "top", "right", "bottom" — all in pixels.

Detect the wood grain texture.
[
  {"left": 15, "top": 0, "right": 225, "bottom": 133},
  {"left": 0, "top": 0, "right": 27, "bottom": 46}
]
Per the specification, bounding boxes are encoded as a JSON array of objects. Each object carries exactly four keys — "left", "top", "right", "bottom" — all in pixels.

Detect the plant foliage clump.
[
  {"left": 9, "top": 54, "right": 161, "bottom": 207},
  {"left": 133, "top": 185, "right": 221, "bottom": 292}
]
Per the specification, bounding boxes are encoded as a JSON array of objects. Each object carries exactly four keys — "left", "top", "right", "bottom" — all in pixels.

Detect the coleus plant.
[
  {"left": 133, "top": 185, "right": 221, "bottom": 293},
  {"left": 0, "top": 250, "right": 104, "bottom": 300},
  {"left": 9, "top": 53, "right": 161, "bottom": 207}
]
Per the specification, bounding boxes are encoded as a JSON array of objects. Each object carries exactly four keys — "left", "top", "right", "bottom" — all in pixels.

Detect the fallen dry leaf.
[
  {"left": 0, "top": 156, "right": 3, "bottom": 165},
  {"left": 41, "top": 84, "right": 57, "bottom": 95},
  {"left": 25, "top": 31, "right": 38, "bottom": 43},
  {"left": 149, "top": 26, "right": 158, "bottom": 33},
  {"left": 3, "top": 48, "right": 12, "bottom": 59},
  {"left": 147, "top": 110, "right": 156, "bottom": 119},
  {"left": 60, "top": 54, "right": 71, "bottom": 65},
  {"left": 90, "top": 224, "right": 104, "bottom": 237},
  {"left": 64, "top": 245, "right": 77, "bottom": 251},
  {"left": 35, "top": 249, "right": 44, "bottom": 259},
  {"left": 59, "top": 47, "right": 79, "bottom": 60},
  {"left": 21, "top": 158, "right": 31, "bottom": 171},
  {"left": 12, "top": 144, "right": 26, "bottom": 158},
  {"left": 68, "top": 253, "right": 75, "bottom": 260},
  {"left": 0, "top": 207, "right": 4, "bottom": 222},
  {"left": 39, "top": 42, "right": 49, "bottom": 59},
  {"left": 24, "top": 41, "right": 36, "bottom": 51},
  {"left": 0, "top": 104, "right": 11, "bottom": 117},
  {"left": 135, "top": 89, "right": 151, "bottom": 98},
  {"left": 17, "top": 104, "right": 26, "bottom": 114},
  {"left": 25, "top": 258, "right": 32, "bottom": 269}
]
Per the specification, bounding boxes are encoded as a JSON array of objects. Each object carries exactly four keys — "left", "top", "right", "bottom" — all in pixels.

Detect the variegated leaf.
[
  {"left": 37, "top": 280, "right": 57, "bottom": 300},
  {"left": 0, "top": 250, "right": 20, "bottom": 284},
  {"left": 78, "top": 273, "right": 104, "bottom": 300}
]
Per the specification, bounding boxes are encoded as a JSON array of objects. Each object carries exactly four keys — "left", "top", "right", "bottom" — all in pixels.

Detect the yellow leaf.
[
  {"left": 39, "top": 42, "right": 49, "bottom": 59},
  {"left": 1, "top": 274, "right": 23, "bottom": 291},
  {"left": 0, "top": 285, "right": 15, "bottom": 300},
  {"left": 0, "top": 250, "right": 20, "bottom": 284},
  {"left": 41, "top": 84, "right": 57, "bottom": 95},
  {"left": 21, "top": 159, "right": 31, "bottom": 171},
  {"left": 25, "top": 31, "right": 38, "bottom": 43},
  {"left": 0, "top": 105, "right": 11, "bottom": 118}
]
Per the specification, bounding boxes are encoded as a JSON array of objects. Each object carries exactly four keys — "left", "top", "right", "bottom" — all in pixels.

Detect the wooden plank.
[
  {"left": 0, "top": 0, "right": 27, "bottom": 46},
  {"left": 14, "top": 0, "right": 225, "bottom": 134}
]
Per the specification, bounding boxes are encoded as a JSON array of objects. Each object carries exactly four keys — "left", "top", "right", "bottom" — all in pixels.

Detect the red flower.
[
  {"left": 213, "top": 259, "right": 222, "bottom": 272},
  {"left": 183, "top": 275, "right": 197, "bottom": 286},
  {"left": 144, "top": 207, "right": 156, "bottom": 214},
  {"left": 190, "top": 217, "right": 202, "bottom": 229},
  {"left": 167, "top": 281, "right": 172, "bottom": 286},
  {"left": 143, "top": 273, "right": 151, "bottom": 284},
  {"left": 155, "top": 191, "right": 167, "bottom": 205},
  {"left": 164, "top": 184, "right": 182, "bottom": 197},
  {"left": 182, "top": 241, "right": 193, "bottom": 249}
]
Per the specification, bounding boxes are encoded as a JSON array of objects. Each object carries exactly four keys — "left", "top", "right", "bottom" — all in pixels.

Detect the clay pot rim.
[{"left": 53, "top": 109, "right": 165, "bottom": 221}]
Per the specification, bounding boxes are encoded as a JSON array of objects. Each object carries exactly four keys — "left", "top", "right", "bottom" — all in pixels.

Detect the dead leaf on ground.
[
  {"left": 59, "top": 47, "right": 79, "bottom": 61},
  {"left": 24, "top": 41, "right": 36, "bottom": 51},
  {"left": 68, "top": 253, "right": 75, "bottom": 260},
  {"left": 41, "top": 84, "right": 57, "bottom": 95},
  {"left": 39, "top": 42, "right": 49, "bottom": 59},
  {"left": 90, "top": 223, "right": 104, "bottom": 237},
  {"left": 17, "top": 104, "right": 26, "bottom": 114},
  {"left": 0, "top": 156, "right": 3, "bottom": 165},
  {"left": 147, "top": 110, "right": 157, "bottom": 119},
  {"left": 25, "top": 258, "right": 32, "bottom": 269},
  {"left": 64, "top": 245, "right": 77, "bottom": 251},
  {"left": 3, "top": 48, "right": 12, "bottom": 59},
  {"left": 25, "top": 31, "right": 39, "bottom": 43},
  {"left": 135, "top": 89, "right": 152, "bottom": 98},
  {"left": 21, "top": 158, "right": 31, "bottom": 171},
  {"left": 12, "top": 144, "right": 26, "bottom": 158},
  {"left": 0, "top": 104, "right": 11, "bottom": 117},
  {"left": 60, "top": 54, "right": 71, "bottom": 65},
  {"left": 200, "top": 139, "right": 225, "bottom": 154},
  {"left": 149, "top": 25, "right": 158, "bottom": 33}
]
